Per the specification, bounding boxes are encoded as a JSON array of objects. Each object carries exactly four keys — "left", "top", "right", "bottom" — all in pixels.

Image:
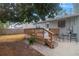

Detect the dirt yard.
[{"left": 0, "top": 41, "right": 43, "bottom": 56}]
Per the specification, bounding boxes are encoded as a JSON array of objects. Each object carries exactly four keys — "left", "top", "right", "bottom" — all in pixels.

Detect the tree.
[
  {"left": 27, "top": 3, "right": 62, "bottom": 22},
  {"left": 0, "top": 3, "right": 62, "bottom": 23},
  {"left": 0, "top": 3, "right": 33, "bottom": 23}
]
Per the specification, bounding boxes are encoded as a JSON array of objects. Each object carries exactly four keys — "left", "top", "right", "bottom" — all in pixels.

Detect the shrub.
[{"left": 28, "top": 35, "right": 36, "bottom": 45}]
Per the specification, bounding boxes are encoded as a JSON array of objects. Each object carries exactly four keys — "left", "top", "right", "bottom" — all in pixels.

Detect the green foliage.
[
  {"left": 0, "top": 21, "right": 4, "bottom": 29},
  {"left": 28, "top": 35, "right": 36, "bottom": 45},
  {"left": 0, "top": 21, "right": 10, "bottom": 29},
  {"left": 0, "top": 3, "right": 62, "bottom": 23},
  {"left": 26, "top": 3, "right": 62, "bottom": 22}
]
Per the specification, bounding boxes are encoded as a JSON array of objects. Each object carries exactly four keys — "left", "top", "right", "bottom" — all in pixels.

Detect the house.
[
  {"left": 9, "top": 23, "right": 36, "bottom": 29},
  {"left": 34, "top": 14, "right": 79, "bottom": 41}
]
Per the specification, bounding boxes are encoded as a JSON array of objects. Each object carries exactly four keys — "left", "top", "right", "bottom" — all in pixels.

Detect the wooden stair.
[{"left": 24, "top": 28, "right": 57, "bottom": 48}]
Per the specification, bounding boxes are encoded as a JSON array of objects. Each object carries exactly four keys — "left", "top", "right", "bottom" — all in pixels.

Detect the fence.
[{"left": 0, "top": 29, "right": 24, "bottom": 35}]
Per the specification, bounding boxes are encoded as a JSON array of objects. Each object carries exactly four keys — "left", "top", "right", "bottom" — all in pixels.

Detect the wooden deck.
[
  {"left": 0, "top": 28, "right": 59, "bottom": 55},
  {"left": 24, "top": 28, "right": 57, "bottom": 48},
  {"left": 0, "top": 28, "right": 58, "bottom": 49}
]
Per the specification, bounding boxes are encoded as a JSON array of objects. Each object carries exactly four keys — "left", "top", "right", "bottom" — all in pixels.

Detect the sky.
[{"left": 60, "top": 3, "right": 73, "bottom": 14}]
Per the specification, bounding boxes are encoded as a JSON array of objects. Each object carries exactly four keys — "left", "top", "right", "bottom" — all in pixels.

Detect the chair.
[
  {"left": 70, "top": 33, "right": 77, "bottom": 42},
  {"left": 59, "top": 34, "right": 69, "bottom": 41}
]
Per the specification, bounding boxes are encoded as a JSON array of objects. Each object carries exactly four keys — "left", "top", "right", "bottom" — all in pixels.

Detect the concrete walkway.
[{"left": 31, "top": 41, "right": 79, "bottom": 56}]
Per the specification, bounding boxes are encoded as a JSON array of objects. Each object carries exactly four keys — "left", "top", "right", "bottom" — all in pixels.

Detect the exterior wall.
[
  {"left": 48, "top": 19, "right": 71, "bottom": 35},
  {"left": 49, "top": 21, "right": 58, "bottom": 28},
  {"left": 66, "top": 16, "right": 79, "bottom": 41},
  {"left": 35, "top": 22, "right": 50, "bottom": 28},
  {"left": 56, "top": 17, "right": 78, "bottom": 38},
  {"left": 76, "top": 17, "right": 79, "bottom": 40},
  {"left": 35, "top": 16, "right": 79, "bottom": 40},
  {"left": 35, "top": 21, "right": 58, "bottom": 29}
]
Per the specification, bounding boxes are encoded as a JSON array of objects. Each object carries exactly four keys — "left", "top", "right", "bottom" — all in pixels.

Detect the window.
[{"left": 58, "top": 20, "right": 65, "bottom": 28}]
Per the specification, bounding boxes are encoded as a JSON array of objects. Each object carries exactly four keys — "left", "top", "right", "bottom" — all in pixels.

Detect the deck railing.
[{"left": 24, "top": 28, "right": 57, "bottom": 48}]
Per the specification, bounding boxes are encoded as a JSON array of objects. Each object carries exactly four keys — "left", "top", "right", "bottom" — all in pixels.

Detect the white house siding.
[
  {"left": 72, "top": 17, "right": 78, "bottom": 34},
  {"left": 36, "top": 18, "right": 77, "bottom": 35},
  {"left": 35, "top": 16, "right": 79, "bottom": 40},
  {"left": 36, "top": 23, "right": 46, "bottom": 28},
  {"left": 36, "top": 22, "right": 50, "bottom": 28},
  {"left": 49, "top": 17, "right": 78, "bottom": 35},
  {"left": 76, "top": 17, "right": 79, "bottom": 41},
  {"left": 67, "top": 17, "right": 79, "bottom": 41},
  {"left": 50, "top": 21, "right": 58, "bottom": 28},
  {"left": 58, "top": 17, "right": 78, "bottom": 39}
]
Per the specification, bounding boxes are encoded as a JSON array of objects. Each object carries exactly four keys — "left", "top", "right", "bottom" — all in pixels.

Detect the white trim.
[{"left": 37, "top": 13, "right": 79, "bottom": 24}]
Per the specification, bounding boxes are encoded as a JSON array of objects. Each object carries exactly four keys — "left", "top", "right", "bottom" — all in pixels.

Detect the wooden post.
[{"left": 43, "top": 28, "right": 44, "bottom": 41}]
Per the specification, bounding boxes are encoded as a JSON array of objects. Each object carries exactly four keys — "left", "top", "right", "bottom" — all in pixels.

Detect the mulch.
[{"left": 0, "top": 41, "right": 43, "bottom": 56}]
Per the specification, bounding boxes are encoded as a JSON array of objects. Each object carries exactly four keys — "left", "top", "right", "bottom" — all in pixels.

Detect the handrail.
[
  {"left": 42, "top": 28, "right": 56, "bottom": 48},
  {"left": 24, "top": 28, "right": 55, "bottom": 40},
  {"left": 43, "top": 28, "right": 55, "bottom": 41},
  {"left": 24, "top": 28, "right": 54, "bottom": 34},
  {"left": 43, "top": 28, "right": 55, "bottom": 35},
  {"left": 24, "top": 28, "right": 56, "bottom": 48}
]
